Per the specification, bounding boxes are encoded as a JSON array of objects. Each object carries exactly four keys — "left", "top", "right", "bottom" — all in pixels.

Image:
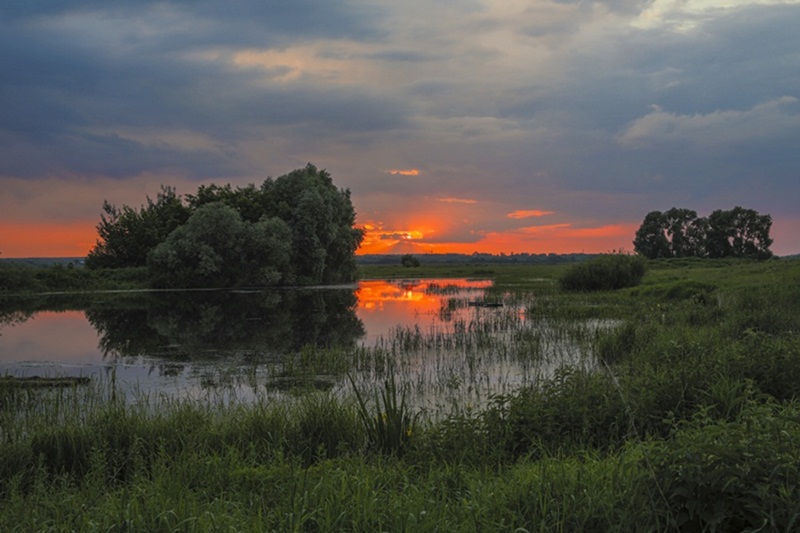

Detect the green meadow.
[{"left": 2, "top": 258, "right": 800, "bottom": 531}]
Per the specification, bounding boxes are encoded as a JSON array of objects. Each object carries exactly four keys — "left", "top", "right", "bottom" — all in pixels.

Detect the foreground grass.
[{"left": 2, "top": 258, "right": 800, "bottom": 531}]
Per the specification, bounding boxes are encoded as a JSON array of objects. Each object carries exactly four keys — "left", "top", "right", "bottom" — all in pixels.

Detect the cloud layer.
[{"left": 2, "top": 0, "right": 799, "bottom": 256}]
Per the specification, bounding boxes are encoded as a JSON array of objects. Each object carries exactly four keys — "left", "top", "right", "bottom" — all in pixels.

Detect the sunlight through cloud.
[
  {"left": 507, "top": 210, "right": 555, "bottom": 219},
  {"left": 385, "top": 169, "right": 420, "bottom": 176},
  {"left": 438, "top": 197, "right": 477, "bottom": 204}
]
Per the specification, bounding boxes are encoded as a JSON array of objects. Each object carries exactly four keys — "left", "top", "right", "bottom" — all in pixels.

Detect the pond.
[{"left": 0, "top": 279, "right": 603, "bottom": 415}]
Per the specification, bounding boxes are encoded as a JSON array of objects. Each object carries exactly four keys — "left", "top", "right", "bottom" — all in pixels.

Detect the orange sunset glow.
[
  {"left": 2, "top": 1, "right": 799, "bottom": 260},
  {"left": 355, "top": 278, "right": 494, "bottom": 342},
  {"left": 0, "top": 222, "right": 97, "bottom": 258},
  {"left": 0, "top": 219, "right": 648, "bottom": 258},
  {"left": 385, "top": 169, "right": 420, "bottom": 176},
  {"left": 356, "top": 217, "right": 640, "bottom": 255}
]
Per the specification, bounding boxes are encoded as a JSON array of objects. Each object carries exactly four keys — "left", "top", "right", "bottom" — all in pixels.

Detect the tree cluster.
[
  {"left": 633, "top": 207, "right": 773, "bottom": 260},
  {"left": 86, "top": 164, "right": 365, "bottom": 288}
]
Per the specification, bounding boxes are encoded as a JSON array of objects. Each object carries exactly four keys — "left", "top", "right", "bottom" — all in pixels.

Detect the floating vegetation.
[{"left": 0, "top": 375, "right": 90, "bottom": 388}]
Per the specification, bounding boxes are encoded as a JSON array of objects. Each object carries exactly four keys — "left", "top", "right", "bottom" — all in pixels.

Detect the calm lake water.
[{"left": 1, "top": 278, "right": 599, "bottom": 411}]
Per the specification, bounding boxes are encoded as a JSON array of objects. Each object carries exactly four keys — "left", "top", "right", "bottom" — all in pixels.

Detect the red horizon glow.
[
  {"left": 0, "top": 221, "right": 97, "bottom": 258},
  {"left": 356, "top": 219, "right": 641, "bottom": 255},
  {"left": 1, "top": 216, "right": 796, "bottom": 258},
  {"left": 1, "top": 222, "right": 633, "bottom": 258}
]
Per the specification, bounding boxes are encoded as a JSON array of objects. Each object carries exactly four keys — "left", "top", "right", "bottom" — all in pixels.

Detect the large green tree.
[
  {"left": 706, "top": 207, "right": 773, "bottom": 260},
  {"left": 663, "top": 208, "right": 708, "bottom": 258},
  {"left": 86, "top": 187, "right": 190, "bottom": 269},
  {"left": 634, "top": 206, "right": 772, "bottom": 260},
  {"left": 633, "top": 211, "right": 672, "bottom": 259},
  {"left": 633, "top": 208, "right": 709, "bottom": 259},
  {"left": 264, "top": 164, "right": 363, "bottom": 284},
  {"left": 86, "top": 164, "right": 364, "bottom": 286},
  {"left": 147, "top": 203, "right": 292, "bottom": 288}
]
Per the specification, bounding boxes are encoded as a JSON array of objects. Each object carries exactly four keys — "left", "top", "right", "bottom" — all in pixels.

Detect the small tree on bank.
[
  {"left": 633, "top": 207, "right": 772, "bottom": 260},
  {"left": 401, "top": 254, "right": 420, "bottom": 268}
]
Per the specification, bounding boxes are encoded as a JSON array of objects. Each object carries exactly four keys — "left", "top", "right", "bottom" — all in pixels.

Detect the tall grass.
[
  {"left": 349, "top": 371, "right": 419, "bottom": 455},
  {"left": 559, "top": 252, "right": 647, "bottom": 292},
  {"left": 2, "top": 259, "right": 800, "bottom": 530}
]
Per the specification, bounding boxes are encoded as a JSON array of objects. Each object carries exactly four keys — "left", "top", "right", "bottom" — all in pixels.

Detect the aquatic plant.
[{"left": 349, "top": 371, "right": 419, "bottom": 455}]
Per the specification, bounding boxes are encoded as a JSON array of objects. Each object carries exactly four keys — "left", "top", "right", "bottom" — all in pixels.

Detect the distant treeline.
[
  {"left": 356, "top": 252, "right": 597, "bottom": 266},
  {"left": 0, "top": 258, "right": 85, "bottom": 268},
  {"left": 7, "top": 251, "right": 799, "bottom": 271}
]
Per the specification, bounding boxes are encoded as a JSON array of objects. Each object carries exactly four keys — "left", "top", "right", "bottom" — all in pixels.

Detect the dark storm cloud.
[
  {"left": 0, "top": 0, "right": 383, "bottom": 43},
  {"left": 0, "top": 0, "right": 406, "bottom": 179},
  {"left": 623, "top": 4, "right": 800, "bottom": 114},
  {"left": 480, "top": 1, "right": 800, "bottom": 218},
  {"left": 2, "top": 0, "right": 799, "bottom": 255}
]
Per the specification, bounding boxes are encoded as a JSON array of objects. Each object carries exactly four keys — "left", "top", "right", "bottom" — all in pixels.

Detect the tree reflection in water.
[
  {"left": 85, "top": 289, "right": 365, "bottom": 361},
  {"left": 1, "top": 279, "right": 497, "bottom": 397}
]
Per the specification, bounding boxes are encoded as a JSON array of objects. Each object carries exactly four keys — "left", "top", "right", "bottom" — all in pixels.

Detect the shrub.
[
  {"left": 349, "top": 372, "right": 419, "bottom": 456},
  {"left": 486, "top": 367, "right": 631, "bottom": 457},
  {"left": 559, "top": 253, "right": 647, "bottom": 292},
  {"left": 639, "top": 401, "right": 800, "bottom": 531}
]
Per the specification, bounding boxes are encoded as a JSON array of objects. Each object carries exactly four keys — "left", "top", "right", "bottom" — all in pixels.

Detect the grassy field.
[{"left": 2, "top": 258, "right": 800, "bottom": 531}]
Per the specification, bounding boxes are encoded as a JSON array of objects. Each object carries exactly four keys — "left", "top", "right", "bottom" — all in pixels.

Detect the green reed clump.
[
  {"left": 727, "top": 331, "right": 800, "bottom": 401},
  {"left": 280, "top": 344, "right": 355, "bottom": 379},
  {"left": 412, "top": 407, "right": 497, "bottom": 466},
  {"left": 594, "top": 321, "right": 641, "bottom": 365},
  {"left": 493, "top": 311, "right": 779, "bottom": 457},
  {"left": 288, "top": 392, "right": 364, "bottom": 463},
  {"left": 349, "top": 371, "right": 420, "bottom": 456}
]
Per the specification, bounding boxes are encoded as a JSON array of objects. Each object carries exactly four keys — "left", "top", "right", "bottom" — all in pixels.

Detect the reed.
[{"left": 349, "top": 371, "right": 419, "bottom": 456}]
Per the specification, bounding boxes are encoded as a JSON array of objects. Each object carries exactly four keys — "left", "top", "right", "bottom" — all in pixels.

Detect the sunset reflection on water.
[
  {"left": 355, "top": 278, "right": 493, "bottom": 345},
  {"left": 1, "top": 279, "right": 494, "bottom": 368},
  {"left": 0, "top": 279, "right": 497, "bottom": 401},
  {"left": 0, "top": 310, "right": 100, "bottom": 365},
  {"left": 0, "top": 278, "right": 608, "bottom": 412}
]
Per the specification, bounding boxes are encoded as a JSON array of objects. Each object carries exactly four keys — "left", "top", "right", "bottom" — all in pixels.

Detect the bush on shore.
[{"left": 559, "top": 252, "right": 647, "bottom": 291}]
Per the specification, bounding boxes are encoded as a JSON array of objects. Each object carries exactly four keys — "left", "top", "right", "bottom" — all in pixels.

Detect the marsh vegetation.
[{"left": 1, "top": 258, "right": 799, "bottom": 531}]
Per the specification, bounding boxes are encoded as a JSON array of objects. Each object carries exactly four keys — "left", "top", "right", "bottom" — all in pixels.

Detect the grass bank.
[{"left": 1, "top": 258, "right": 799, "bottom": 531}]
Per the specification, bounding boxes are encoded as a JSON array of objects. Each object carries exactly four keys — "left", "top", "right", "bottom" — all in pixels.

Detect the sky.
[{"left": 1, "top": 0, "right": 799, "bottom": 258}]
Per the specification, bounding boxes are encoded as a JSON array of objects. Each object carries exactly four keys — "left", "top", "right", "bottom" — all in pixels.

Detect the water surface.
[{"left": 1, "top": 278, "right": 600, "bottom": 411}]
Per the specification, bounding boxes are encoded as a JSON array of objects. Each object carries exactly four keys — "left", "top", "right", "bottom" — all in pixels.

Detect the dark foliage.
[
  {"left": 400, "top": 254, "right": 420, "bottom": 268},
  {"left": 85, "top": 164, "right": 364, "bottom": 287},
  {"left": 86, "top": 187, "right": 190, "bottom": 269},
  {"left": 559, "top": 253, "right": 647, "bottom": 291},
  {"left": 634, "top": 206, "right": 772, "bottom": 260}
]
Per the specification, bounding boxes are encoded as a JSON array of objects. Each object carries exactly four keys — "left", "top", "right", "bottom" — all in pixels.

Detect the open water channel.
[{"left": 1, "top": 279, "right": 602, "bottom": 414}]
